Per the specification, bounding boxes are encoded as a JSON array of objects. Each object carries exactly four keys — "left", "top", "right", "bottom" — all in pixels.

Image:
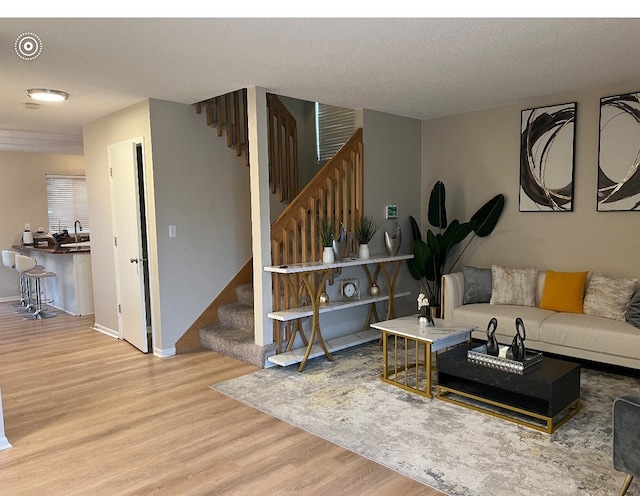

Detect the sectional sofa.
[{"left": 441, "top": 266, "right": 640, "bottom": 370}]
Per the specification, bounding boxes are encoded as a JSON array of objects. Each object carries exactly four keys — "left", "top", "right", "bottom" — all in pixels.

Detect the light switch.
[{"left": 169, "top": 225, "right": 177, "bottom": 238}]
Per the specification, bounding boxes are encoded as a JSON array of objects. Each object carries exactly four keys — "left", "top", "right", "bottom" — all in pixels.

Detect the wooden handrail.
[
  {"left": 267, "top": 94, "right": 299, "bottom": 204},
  {"left": 269, "top": 127, "right": 363, "bottom": 352}
]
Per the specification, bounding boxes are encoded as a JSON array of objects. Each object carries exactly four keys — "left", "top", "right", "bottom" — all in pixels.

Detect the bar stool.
[
  {"left": 2, "top": 249, "right": 30, "bottom": 309},
  {"left": 14, "top": 254, "right": 57, "bottom": 320}
]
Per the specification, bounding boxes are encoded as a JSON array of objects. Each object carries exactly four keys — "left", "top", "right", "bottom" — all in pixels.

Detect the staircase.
[
  {"left": 190, "top": 90, "right": 362, "bottom": 368},
  {"left": 199, "top": 283, "right": 276, "bottom": 368}
]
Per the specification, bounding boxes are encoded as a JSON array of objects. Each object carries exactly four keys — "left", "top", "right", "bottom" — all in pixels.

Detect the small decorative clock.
[{"left": 339, "top": 278, "right": 360, "bottom": 301}]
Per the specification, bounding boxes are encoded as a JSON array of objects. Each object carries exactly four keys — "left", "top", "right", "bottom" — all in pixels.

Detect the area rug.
[{"left": 211, "top": 343, "right": 640, "bottom": 496}]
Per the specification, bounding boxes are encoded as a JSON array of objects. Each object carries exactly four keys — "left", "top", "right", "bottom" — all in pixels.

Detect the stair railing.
[{"left": 269, "top": 128, "right": 363, "bottom": 352}]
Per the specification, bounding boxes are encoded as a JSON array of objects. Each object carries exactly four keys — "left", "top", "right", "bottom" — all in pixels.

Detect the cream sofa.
[{"left": 442, "top": 271, "right": 640, "bottom": 370}]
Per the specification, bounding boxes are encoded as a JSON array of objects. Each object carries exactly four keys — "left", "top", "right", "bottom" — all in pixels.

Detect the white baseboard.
[
  {"left": 92, "top": 324, "right": 118, "bottom": 339},
  {"left": 0, "top": 296, "right": 20, "bottom": 303},
  {"left": 153, "top": 346, "right": 176, "bottom": 357}
]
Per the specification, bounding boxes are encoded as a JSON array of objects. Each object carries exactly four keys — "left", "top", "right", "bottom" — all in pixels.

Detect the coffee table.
[
  {"left": 371, "top": 315, "right": 475, "bottom": 398},
  {"left": 436, "top": 343, "right": 581, "bottom": 433}
]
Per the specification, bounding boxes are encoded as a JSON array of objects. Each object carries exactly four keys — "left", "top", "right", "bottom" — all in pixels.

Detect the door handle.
[{"left": 130, "top": 258, "right": 147, "bottom": 264}]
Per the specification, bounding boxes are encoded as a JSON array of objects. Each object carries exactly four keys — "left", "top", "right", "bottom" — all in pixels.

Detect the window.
[
  {"left": 46, "top": 175, "right": 90, "bottom": 233},
  {"left": 315, "top": 102, "right": 355, "bottom": 163}
]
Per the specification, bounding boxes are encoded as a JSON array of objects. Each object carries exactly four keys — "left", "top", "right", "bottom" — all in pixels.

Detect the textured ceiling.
[{"left": 2, "top": 17, "right": 640, "bottom": 154}]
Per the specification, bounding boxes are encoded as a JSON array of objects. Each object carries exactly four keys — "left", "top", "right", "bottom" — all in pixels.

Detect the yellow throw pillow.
[{"left": 539, "top": 270, "right": 588, "bottom": 313}]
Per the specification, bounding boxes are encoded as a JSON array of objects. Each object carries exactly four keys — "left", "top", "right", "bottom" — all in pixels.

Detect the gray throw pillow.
[
  {"left": 463, "top": 266, "right": 492, "bottom": 304},
  {"left": 626, "top": 288, "right": 640, "bottom": 329}
]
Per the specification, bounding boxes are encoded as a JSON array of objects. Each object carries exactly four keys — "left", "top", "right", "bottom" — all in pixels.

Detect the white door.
[{"left": 108, "top": 139, "right": 149, "bottom": 353}]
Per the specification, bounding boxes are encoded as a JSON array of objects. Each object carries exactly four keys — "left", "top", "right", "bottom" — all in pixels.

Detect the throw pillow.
[
  {"left": 490, "top": 265, "right": 538, "bottom": 307},
  {"left": 539, "top": 270, "right": 588, "bottom": 314},
  {"left": 462, "top": 266, "right": 492, "bottom": 304},
  {"left": 626, "top": 288, "right": 640, "bottom": 329},
  {"left": 583, "top": 273, "right": 639, "bottom": 321}
]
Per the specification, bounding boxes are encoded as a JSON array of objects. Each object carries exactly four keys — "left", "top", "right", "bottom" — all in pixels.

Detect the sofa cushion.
[
  {"left": 541, "top": 312, "right": 640, "bottom": 360},
  {"left": 462, "top": 266, "right": 492, "bottom": 304},
  {"left": 626, "top": 288, "right": 640, "bottom": 329},
  {"left": 490, "top": 265, "right": 538, "bottom": 307},
  {"left": 539, "top": 270, "right": 588, "bottom": 314},
  {"left": 452, "top": 302, "right": 554, "bottom": 342},
  {"left": 583, "top": 273, "right": 638, "bottom": 321}
]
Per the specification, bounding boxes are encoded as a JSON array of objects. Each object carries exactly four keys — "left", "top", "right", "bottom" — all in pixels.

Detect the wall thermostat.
[{"left": 385, "top": 204, "right": 398, "bottom": 219}]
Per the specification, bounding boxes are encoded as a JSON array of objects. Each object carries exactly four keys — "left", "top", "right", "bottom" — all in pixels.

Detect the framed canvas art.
[
  {"left": 519, "top": 102, "right": 576, "bottom": 212},
  {"left": 597, "top": 92, "right": 640, "bottom": 211}
]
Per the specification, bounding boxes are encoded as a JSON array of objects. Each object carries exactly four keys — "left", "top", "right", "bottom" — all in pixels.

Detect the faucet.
[{"left": 74, "top": 220, "right": 82, "bottom": 243}]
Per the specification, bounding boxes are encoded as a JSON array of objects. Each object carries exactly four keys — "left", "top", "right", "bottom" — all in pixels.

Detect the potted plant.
[
  {"left": 407, "top": 180, "right": 505, "bottom": 314},
  {"left": 318, "top": 217, "right": 337, "bottom": 263},
  {"left": 354, "top": 215, "right": 383, "bottom": 259}
]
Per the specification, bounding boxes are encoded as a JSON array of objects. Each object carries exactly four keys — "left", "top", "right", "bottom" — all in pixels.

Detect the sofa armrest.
[{"left": 442, "top": 272, "right": 464, "bottom": 321}]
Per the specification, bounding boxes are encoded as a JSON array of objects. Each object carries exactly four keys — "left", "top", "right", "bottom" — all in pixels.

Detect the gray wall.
[
  {"left": 147, "top": 99, "right": 252, "bottom": 351},
  {"left": 0, "top": 151, "right": 85, "bottom": 300},
  {"left": 422, "top": 80, "right": 640, "bottom": 278},
  {"left": 83, "top": 99, "right": 251, "bottom": 354}
]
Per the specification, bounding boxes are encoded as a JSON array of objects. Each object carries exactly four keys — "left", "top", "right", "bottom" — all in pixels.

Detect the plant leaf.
[
  {"left": 407, "top": 239, "right": 431, "bottom": 280},
  {"left": 470, "top": 194, "right": 505, "bottom": 237},
  {"left": 409, "top": 215, "right": 422, "bottom": 242},
  {"left": 428, "top": 181, "right": 447, "bottom": 230},
  {"left": 441, "top": 220, "right": 474, "bottom": 255}
]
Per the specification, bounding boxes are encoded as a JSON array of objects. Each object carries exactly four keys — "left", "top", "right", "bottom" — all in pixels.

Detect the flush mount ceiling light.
[{"left": 26, "top": 88, "right": 69, "bottom": 102}]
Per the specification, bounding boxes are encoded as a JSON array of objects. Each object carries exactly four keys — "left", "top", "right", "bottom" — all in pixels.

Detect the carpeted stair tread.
[
  {"left": 200, "top": 283, "right": 276, "bottom": 368},
  {"left": 218, "top": 303, "right": 254, "bottom": 329}
]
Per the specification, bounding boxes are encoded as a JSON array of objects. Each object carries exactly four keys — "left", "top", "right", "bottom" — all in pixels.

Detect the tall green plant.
[{"left": 407, "top": 181, "right": 505, "bottom": 305}]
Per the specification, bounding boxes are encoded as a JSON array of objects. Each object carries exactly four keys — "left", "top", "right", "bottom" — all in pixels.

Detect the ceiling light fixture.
[{"left": 26, "top": 88, "right": 69, "bottom": 102}]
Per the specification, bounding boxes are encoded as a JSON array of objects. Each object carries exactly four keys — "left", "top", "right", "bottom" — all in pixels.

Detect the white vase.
[
  {"left": 322, "top": 246, "right": 335, "bottom": 263},
  {"left": 358, "top": 243, "right": 370, "bottom": 259}
]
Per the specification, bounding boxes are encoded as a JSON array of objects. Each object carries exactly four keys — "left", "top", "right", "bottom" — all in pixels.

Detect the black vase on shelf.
[
  {"left": 511, "top": 317, "right": 526, "bottom": 361},
  {"left": 486, "top": 317, "right": 499, "bottom": 356}
]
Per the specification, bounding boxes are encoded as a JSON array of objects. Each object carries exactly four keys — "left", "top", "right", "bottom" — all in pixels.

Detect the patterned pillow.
[
  {"left": 463, "top": 266, "right": 492, "bottom": 304},
  {"left": 583, "top": 273, "right": 638, "bottom": 321},
  {"left": 626, "top": 288, "right": 640, "bottom": 329},
  {"left": 490, "top": 265, "right": 538, "bottom": 307}
]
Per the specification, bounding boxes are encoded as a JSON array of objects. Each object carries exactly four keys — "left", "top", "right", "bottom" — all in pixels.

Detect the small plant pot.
[
  {"left": 322, "top": 246, "right": 335, "bottom": 263},
  {"left": 358, "top": 243, "right": 370, "bottom": 259}
]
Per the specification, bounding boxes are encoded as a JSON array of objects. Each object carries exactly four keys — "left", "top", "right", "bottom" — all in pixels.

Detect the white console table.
[{"left": 265, "top": 253, "right": 413, "bottom": 371}]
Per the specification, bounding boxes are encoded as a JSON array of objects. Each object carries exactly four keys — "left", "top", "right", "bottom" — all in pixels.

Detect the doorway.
[{"left": 107, "top": 138, "right": 152, "bottom": 353}]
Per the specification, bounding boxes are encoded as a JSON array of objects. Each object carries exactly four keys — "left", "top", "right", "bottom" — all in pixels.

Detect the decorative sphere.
[
  {"left": 319, "top": 292, "right": 330, "bottom": 304},
  {"left": 369, "top": 283, "right": 381, "bottom": 297}
]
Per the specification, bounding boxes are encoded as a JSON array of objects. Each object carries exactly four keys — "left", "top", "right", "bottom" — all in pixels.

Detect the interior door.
[{"left": 108, "top": 139, "right": 149, "bottom": 353}]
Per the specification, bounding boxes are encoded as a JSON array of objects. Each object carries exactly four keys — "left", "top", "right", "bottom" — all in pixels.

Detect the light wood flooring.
[{"left": 0, "top": 302, "right": 441, "bottom": 495}]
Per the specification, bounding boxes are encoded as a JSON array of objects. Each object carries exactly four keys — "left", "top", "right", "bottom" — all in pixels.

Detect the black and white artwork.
[
  {"left": 597, "top": 92, "right": 640, "bottom": 211},
  {"left": 519, "top": 102, "right": 576, "bottom": 212}
]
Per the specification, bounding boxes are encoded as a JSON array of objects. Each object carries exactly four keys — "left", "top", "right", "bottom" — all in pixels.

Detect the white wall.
[
  {"left": 0, "top": 151, "right": 84, "bottom": 299},
  {"left": 422, "top": 80, "right": 640, "bottom": 278}
]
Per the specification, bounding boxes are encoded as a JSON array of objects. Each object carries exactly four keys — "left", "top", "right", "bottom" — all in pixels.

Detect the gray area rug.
[{"left": 211, "top": 343, "right": 640, "bottom": 496}]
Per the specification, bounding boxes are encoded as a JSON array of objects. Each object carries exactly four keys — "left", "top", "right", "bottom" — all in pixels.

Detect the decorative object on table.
[
  {"left": 354, "top": 215, "right": 382, "bottom": 259},
  {"left": 368, "top": 283, "right": 380, "bottom": 297},
  {"left": 486, "top": 317, "right": 499, "bottom": 356},
  {"left": 384, "top": 221, "right": 402, "bottom": 256},
  {"left": 332, "top": 222, "right": 348, "bottom": 261},
  {"left": 519, "top": 102, "right": 576, "bottom": 212},
  {"left": 339, "top": 278, "right": 360, "bottom": 301},
  {"left": 467, "top": 343, "right": 543, "bottom": 374},
  {"left": 408, "top": 180, "right": 505, "bottom": 310},
  {"left": 597, "top": 92, "right": 640, "bottom": 211},
  {"left": 511, "top": 317, "right": 526, "bottom": 361},
  {"left": 317, "top": 217, "right": 337, "bottom": 263},
  {"left": 417, "top": 292, "right": 434, "bottom": 327},
  {"left": 319, "top": 292, "right": 330, "bottom": 305}
]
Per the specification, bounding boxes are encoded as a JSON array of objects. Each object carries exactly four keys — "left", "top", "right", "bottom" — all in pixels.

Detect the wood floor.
[{"left": 0, "top": 302, "right": 441, "bottom": 495}]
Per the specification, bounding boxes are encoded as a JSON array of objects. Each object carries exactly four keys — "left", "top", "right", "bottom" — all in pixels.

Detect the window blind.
[
  {"left": 316, "top": 103, "right": 355, "bottom": 163},
  {"left": 46, "top": 175, "right": 90, "bottom": 233}
]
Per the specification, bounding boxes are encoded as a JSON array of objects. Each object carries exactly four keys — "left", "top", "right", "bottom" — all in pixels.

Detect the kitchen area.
[{"left": 14, "top": 221, "right": 94, "bottom": 317}]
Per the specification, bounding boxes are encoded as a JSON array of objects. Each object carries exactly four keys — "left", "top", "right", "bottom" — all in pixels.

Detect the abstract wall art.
[
  {"left": 519, "top": 102, "right": 576, "bottom": 212},
  {"left": 597, "top": 92, "right": 640, "bottom": 211}
]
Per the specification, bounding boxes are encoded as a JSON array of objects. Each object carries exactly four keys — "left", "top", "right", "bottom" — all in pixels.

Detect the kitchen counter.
[{"left": 14, "top": 244, "right": 94, "bottom": 316}]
